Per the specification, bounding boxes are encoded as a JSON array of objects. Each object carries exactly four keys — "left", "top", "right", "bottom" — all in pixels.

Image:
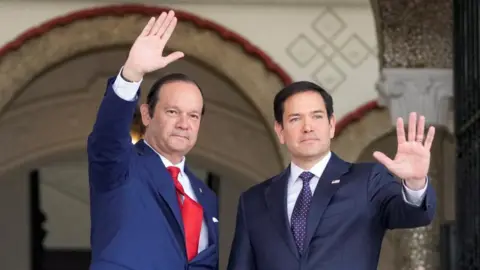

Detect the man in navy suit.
[
  {"left": 227, "top": 81, "right": 436, "bottom": 270},
  {"left": 87, "top": 10, "right": 218, "bottom": 270}
]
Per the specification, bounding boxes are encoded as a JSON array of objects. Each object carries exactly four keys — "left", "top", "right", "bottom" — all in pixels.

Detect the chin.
[{"left": 167, "top": 142, "right": 190, "bottom": 152}]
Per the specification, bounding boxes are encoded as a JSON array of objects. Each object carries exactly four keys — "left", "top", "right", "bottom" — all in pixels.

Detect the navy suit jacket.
[
  {"left": 87, "top": 77, "right": 219, "bottom": 270},
  {"left": 227, "top": 153, "right": 436, "bottom": 270}
]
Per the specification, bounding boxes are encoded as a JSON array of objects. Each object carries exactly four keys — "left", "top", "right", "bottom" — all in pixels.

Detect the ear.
[
  {"left": 140, "top": 104, "right": 151, "bottom": 127},
  {"left": 329, "top": 114, "right": 336, "bottom": 139},
  {"left": 274, "top": 121, "right": 285, "bottom": 144}
]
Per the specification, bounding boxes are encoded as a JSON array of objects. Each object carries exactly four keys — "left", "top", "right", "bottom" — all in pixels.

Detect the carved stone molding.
[
  {"left": 376, "top": 68, "right": 453, "bottom": 132},
  {"left": 0, "top": 5, "right": 293, "bottom": 169}
]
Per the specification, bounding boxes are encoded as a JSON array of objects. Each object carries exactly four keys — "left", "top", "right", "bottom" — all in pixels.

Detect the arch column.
[{"left": 371, "top": 0, "right": 453, "bottom": 269}]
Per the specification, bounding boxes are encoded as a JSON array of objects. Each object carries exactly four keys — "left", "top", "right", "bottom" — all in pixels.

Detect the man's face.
[
  {"left": 141, "top": 81, "right": 203, "bottom": 158},
  {"left": 274, "top": 90, "right": 335, "bottom": 162}
]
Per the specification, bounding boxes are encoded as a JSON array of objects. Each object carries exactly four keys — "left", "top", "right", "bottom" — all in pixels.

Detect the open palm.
[
  {"left": 373, "top": 112, "right": 435, "bottom": 181},
  {"left": 125, "top": 11, "right": 184, "bottom": 77}
]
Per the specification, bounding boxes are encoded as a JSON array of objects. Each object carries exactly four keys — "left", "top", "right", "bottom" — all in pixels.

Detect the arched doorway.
[{"left": 0, "top": 5, "right": 291, "bottom": 270}]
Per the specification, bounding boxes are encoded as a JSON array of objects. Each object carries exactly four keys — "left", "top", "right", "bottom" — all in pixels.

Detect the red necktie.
[{"left": 167, "top": 166, "right": 204, "bottom": 261}]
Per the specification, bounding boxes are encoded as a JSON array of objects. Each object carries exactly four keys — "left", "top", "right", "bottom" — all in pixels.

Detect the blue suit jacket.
[
  {"left": 87, "top": 77, "right": 219, "bottom": 270},
  {"left": 227, "top": 153, "right": 436, "bottom": 270}
]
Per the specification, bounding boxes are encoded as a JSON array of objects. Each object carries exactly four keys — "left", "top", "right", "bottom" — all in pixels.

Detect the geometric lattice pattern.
[{"left": 286, "top": 7, "right": 376, "bottom": 92}]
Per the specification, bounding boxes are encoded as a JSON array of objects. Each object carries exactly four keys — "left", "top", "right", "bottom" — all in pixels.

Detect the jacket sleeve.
[
  {"left": 368, "top": 163, "right": 436, "bottom": 229},
  {"left": 227, "top": 194, "right": 256, "bottom": 270},
  {"left": 87, "top": 74, "right": 140, "bottom": 192}
]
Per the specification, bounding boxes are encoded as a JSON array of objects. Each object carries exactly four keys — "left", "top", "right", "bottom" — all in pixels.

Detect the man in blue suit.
[
  {"left": 227, "top": 81, "right": 436, "bottom": 270},
  {"left": 87, "top": 10, "right": 218, "bottom": 270}
]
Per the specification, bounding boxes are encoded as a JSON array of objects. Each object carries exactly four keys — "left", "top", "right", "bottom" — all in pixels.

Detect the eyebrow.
[
  {"left": 287, "top": 110, "right": 325, "bottom": 117},
  {"left": 165, "top": 105, "right": 201, "bottom": 114}
]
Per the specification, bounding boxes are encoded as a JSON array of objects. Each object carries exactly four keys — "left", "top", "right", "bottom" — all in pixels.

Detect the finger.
[
  {"left": 416, "top": 115, "right": 425, "bottom": 143},
  {"left": 156, "top": 10, "right": 175, "bottom": 37},
  {"left": 160, "top": 17, "right": 177, "bottom": 44},
  {"left": 140, "top": 17, "right": 156, "bottom": 37},
  {"left": 373, "top": 151, "right": 394, "bottom": 168},
  {"left": 408, "top": 112, "right": 417, "bottom": 141},
  {"left": 151, "top": 12, "right": 168, "bottom": 36},
  {"left": 396, "top": 117, "right": 406, "bottom": 144},
  {"left": 423, "top": 126, "right": 435, "bottom": 151},
  {"left": 163, "top": 51, "right": 185, "bottom": 65}
]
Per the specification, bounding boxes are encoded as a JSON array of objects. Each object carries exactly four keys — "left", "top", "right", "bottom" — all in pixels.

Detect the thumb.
[
  {"left": 373, "top": 151, "right": 393, "bottom": 168},
  {"left": 163, "top": 51, "right": 185, "bottom": 65}
]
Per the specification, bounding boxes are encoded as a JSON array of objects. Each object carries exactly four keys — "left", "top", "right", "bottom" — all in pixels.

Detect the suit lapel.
[
  {"left": 265, "top": 166, "right": 300, "bottom": 259},
  {"left": 134, "top": 141, "right": 185, "bottom": 249},
  {"left": 304, "top": 153, "right": 350, "bottom": 248}
]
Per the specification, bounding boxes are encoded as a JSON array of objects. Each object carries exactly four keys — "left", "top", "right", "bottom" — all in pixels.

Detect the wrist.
[
  {"left": 404, "top": 178, "right": 427, "bottom": 190},
  {"left": 122, "top": 62, "right": 144, "bottom": 82}
]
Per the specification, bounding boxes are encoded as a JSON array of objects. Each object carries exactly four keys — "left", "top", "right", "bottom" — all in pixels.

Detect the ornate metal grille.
[{"left": 453, "top": 0, "right": 480, "bottom": 269}]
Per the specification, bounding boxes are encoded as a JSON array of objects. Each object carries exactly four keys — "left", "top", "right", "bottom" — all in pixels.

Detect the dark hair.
[
  {"left": 273, "top": 81, "right": 333, "bottom": 125},
  {"left": 146, "top": 73, "right": 205, "bottom": 117}
]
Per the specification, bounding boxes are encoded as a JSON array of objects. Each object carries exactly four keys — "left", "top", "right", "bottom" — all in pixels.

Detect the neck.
[
  {"left": 143, "top": 136, "right": 183, "bottom": 165},
  {"left": 291, "top": 151, "right": 329, "bottom": 171}
]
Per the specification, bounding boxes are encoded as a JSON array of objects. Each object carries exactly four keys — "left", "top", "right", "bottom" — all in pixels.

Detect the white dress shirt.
[
  {"left": 287, "top": 151, "right": 428, "bottom": 223},
  {"left": 111, "top": 69, "right": 209, "bottom": 254}
]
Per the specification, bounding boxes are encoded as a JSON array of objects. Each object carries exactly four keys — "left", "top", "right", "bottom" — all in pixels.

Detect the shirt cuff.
[
  {"left": 402, "top": 177, "right": 428, "bottom": 207},
  {"left": 112, "top": 66, "right": 142, "bottom": 101}
]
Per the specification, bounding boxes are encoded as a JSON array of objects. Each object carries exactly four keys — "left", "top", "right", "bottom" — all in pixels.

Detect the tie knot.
[
  {"left": 167, "top": 166, "right": 181, "bottom": 181},
  {"left": 299, "top": 171, "right": 315, "bottom": 183}
]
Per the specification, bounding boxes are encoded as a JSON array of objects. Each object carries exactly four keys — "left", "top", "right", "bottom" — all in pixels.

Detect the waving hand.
[
  {"left": 373, "top": 112, "right": 435, "bottom": 190},
  {"left": 123, "top": 11, "right": 184, "bottom": 81}
]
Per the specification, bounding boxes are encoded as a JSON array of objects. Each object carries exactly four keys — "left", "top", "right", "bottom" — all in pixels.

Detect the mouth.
[
  {"left": 300, "top": 138, "right": 318, "bottom": 142},
  {"left": 172, "top": 135, "right": 189, "bottom": 140}
]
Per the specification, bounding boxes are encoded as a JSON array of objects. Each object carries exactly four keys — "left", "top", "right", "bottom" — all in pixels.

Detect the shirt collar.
[
  {"left": 143, "top": 140, "right": 186, "bottom": 176},
  {"left": 290, "top": 151, "right": 332, "bottom": 183}
]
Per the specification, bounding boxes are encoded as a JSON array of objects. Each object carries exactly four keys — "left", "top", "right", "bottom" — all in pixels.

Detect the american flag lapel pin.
[{"left": 331, "top": 179, "right": 340, "bottom": 184}]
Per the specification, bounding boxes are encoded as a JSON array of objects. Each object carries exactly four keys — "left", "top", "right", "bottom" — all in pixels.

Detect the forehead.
[
  {"left": 157, "top": 81, "right": 203, "bottom": 108},
  {"left": 283, "top": 90, "right": 326, "bottom": 112}
]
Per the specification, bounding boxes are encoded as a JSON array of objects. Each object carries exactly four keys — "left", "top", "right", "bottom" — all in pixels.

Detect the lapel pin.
[
  {"left": 331, "top": 179, "right": 340, "bottom": 184},
  {"left": 199, "top": 188, "right": 203, "bottom": 193}
]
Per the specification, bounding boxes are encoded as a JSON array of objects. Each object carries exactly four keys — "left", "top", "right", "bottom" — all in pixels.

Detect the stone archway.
[{"left": 0, "top": 4, "right": 294, "bottom": 176}]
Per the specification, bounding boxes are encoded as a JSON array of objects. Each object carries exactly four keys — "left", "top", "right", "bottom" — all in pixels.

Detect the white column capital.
[{"left": 376, "top": 68, "right": 454, "bottom": 132}]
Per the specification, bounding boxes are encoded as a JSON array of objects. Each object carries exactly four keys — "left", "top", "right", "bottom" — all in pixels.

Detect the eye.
[
  {"left": 166, "top": 109, "right": 177, "bottom": 115},
  {"left": 190, "top": 114, "right": 200, "bottom": 120},
  {"left": 289, "top": 118, "right": 299, "bottom": 122},
  {"left": 314, "top": 114, "right": 323, "bottom": 119}
]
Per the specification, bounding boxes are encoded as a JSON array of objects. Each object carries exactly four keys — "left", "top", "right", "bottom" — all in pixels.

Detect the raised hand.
[
  {"left": 123, "top": 11, "right": 184, "bottom": 81},
  {"left": 372, "top": 112, "right": 435, "bottom": 190}
]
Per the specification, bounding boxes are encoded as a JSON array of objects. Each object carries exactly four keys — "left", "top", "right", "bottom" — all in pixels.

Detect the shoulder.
[
  {"left": 348, "top": 161, "right": 392, "bottom": 180},
  {"left": 240, "top": 171, "right": 284, "bottom": 201}
]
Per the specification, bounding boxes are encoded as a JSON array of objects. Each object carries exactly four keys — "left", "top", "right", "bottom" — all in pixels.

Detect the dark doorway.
[{"left": 29, "top": 169, "right": 91, "bottom": 270}]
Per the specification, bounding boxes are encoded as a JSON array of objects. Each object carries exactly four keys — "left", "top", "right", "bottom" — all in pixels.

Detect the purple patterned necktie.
[{"left": 291, "top": 171, "right": 315, "bottom": 254}]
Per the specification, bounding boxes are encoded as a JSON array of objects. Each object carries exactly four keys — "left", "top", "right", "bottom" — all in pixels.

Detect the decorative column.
[
  {"left": 371, "top": 0, "right": 452, "bottom": 268},
  {"left": 377, "top": 68, "right": 452, "bottom": 270},
  {"left": 377, "top": 69, "right": 454, "bottom": 133},
  {"left": 453, "top": 0, "right": 480, "bottom": 269}
]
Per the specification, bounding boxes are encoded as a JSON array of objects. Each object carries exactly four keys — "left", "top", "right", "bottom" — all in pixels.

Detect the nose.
[
  {"left": 176, "top": 114, "right": 189, "bottom": 130},
  {"left": 302, "top": 118, "right": 313, "bottom": 133}
]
